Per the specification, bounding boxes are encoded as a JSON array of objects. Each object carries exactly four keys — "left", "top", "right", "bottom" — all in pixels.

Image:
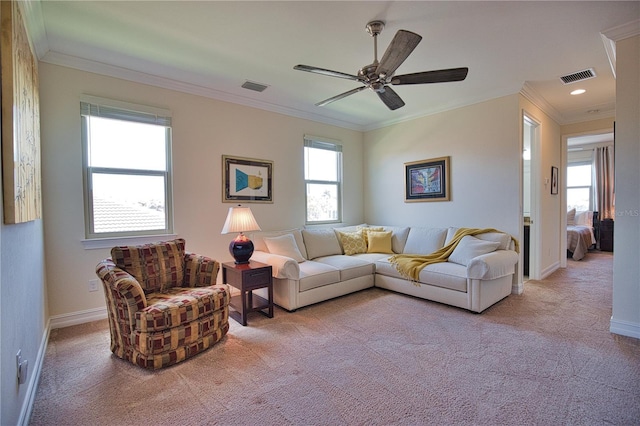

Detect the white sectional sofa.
[{"left": 248, "top": 225, "right": 519, "bottom": 313}]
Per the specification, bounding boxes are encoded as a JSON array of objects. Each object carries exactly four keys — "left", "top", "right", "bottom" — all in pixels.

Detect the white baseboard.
[
  {"left": 49, "top": 307, "right": 108, "bottom": 330},
  {"left": 512, "top": 282, "right": 524, "bottom": 295},
  {"left": 19, "top": 309, "right": 108, "bottom": 424},
  {"left": 540, "top": 261, "right": 560, "bottom": 280},
  {"left": 610, "top": 317, "right": 640, "bottom": 339},
  {"left": 18, "top": 319, "right": 51, "bottom": 426}
]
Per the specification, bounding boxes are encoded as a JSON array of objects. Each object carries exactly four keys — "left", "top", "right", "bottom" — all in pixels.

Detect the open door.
[{"left": 523, "top": 113, "right": 541, "bottom": 280}]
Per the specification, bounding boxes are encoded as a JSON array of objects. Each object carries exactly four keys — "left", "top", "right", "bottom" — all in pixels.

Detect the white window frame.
[
  {"left": 80, "top": 95, "right": 174, "bottom": 247},
  {"left": 304, "top": 135, "right": 343, "bottom": 225},
  {"left": 567, "top": 161, "right": 593, "bottom": 211}
]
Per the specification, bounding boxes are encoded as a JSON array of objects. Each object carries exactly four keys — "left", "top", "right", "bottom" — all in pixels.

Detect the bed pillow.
[
  {"left": 567, "top": 208, "right": 576, "bottom": 226},
  {"left": 575, "top": 210, "right": 593, "bottom": 227},
  {"left": 264, "top": 234, "right": 306, "bottom": 263},
  {"left": 336, "top": 230, "right": 367, "bottom": 255},
  {"left": 449, "top": 236, "right": 500, "bottom": 266},
  {"left": 366, "top": 231, "right": 394, "bottom": 254}
]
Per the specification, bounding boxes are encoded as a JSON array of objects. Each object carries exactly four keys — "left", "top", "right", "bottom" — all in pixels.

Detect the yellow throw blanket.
[{"left": 389, "top": 228, "right": 519, "bottom": 283}]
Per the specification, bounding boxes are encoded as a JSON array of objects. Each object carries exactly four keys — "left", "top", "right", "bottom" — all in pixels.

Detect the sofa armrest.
[
  {"left": 183, "top": 253, "right": 220, "bottom": 287},
  {"left": 250, "top": 251, "right": 300, "bottom": 279},
  {"left": 467, "top": 250, "right": 519, "bottom": 280}
]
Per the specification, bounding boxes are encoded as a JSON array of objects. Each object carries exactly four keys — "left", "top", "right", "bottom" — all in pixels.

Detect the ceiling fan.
[{"left": 294, "top": 21, "right": 468, "bottom": 111}]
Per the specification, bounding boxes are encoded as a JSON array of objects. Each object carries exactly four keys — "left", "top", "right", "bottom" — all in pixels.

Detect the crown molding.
[
  {"left": 601, "top": 19, "right": 640, "bottom": 42},
  {"left": 40, "top": 51, "right": 365, "bottom": 132},
  {"left": 520, "top": 83, "right": 565, "bottom": 124},
  {"left": 20, "top": 0, "right": 49, "bottom": 59},
  {"left": 601, "top": 19, "right": 640, "bottom": 78}
]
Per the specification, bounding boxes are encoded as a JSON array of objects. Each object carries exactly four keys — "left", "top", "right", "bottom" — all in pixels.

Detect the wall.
[
  {"left": 39, "top": 63, "right": 364, "bottom": 320},
  {"left": 363, "top": 95, "right": 521, "bottom": 244},
  {"left": 0, "top": 219, "right": 46, "bottom": 426},
  {"left": 611, "top": 34, "right": 640, "bottom": 338},
  {"left": 0, "top": 4, "right": 48, "bottom": 424}
]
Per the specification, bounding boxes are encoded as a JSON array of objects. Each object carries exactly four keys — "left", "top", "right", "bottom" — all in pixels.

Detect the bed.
[{"left": 567, "top": 209, "right": 598, "bottom": 260}]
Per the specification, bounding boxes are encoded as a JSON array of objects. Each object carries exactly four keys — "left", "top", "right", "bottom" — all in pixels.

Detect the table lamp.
[{"left": 221, "top": 205, "right": 261, "bottom": 264}]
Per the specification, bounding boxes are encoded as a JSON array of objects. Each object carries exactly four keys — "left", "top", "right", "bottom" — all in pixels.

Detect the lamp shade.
[
  {"left": 221, "top": 206, "right": 261, "bottom": 264},
  {"left": 221, "top": 206, "right": 261, "bottom": 234}
]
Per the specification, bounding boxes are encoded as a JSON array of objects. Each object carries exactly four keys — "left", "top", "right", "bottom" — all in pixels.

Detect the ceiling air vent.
[
  {"left": 560, "top": 68, "right": 596, "bottom": 85},
  {"left": 241, "top": 80, "right": 269, "bottom": 92}
]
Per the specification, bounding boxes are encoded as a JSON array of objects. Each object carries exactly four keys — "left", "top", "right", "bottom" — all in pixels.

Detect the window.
[
  {"left": 304, "top": 136, "right": 342, "bottom": 224},
  {"left": 81, "top": 96, "right": 173, "bottom": 239},
  {"left": 567, "top": 163, "right": 592, "bottom": 212}
]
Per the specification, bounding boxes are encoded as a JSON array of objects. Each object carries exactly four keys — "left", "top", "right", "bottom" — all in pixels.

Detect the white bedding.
[{"left": 567, "top": 210, "right": 596, "bottom": 260}]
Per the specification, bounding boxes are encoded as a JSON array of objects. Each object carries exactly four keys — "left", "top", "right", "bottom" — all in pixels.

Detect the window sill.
[{"left": 81, "top": 234, "right": 178, "bottom": 250}]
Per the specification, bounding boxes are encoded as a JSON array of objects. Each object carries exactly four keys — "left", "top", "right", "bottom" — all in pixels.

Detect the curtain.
[{"left": 594, "top": 146, "right": 615, "bottom": 219}]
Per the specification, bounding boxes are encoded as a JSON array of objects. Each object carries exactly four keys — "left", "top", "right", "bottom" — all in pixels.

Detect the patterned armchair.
[{"left": 96, "top": 238, "right": 229, "bottom": 369}]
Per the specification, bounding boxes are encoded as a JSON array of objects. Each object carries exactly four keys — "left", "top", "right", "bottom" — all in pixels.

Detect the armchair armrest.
[
  {"left": 250, "top": 251, "right": 300, "bottom": 279},
  {"left": 467, "top": 250, "right": 519, "bottom": 280},
  {"left": 96, "top": 260, "right": 148, "bottom": 330},
  {"left": 183, "top": 253, "right": 220, "bottom": 287}
]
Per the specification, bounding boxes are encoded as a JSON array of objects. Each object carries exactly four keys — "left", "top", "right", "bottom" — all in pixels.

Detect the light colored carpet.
[{"left": 30, "top": 251, "right": 640, "bottom": 425}]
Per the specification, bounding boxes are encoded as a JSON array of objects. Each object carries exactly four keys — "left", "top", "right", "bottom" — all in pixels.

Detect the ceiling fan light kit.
[{"left": 294, "top": 20, "right": 469, "bottom": 111}]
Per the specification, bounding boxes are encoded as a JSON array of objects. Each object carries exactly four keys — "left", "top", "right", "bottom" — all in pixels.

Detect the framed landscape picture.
[
  {"left": 405, "top": 156, "right": 450, "bottom": 202},
  {"left": 222, "top": 155, "right": 273, "bottom": 203}
]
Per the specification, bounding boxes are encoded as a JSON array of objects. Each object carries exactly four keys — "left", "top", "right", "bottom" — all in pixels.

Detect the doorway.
[{"left": 523, "top": 114, "right": 540, "bottom": 280}]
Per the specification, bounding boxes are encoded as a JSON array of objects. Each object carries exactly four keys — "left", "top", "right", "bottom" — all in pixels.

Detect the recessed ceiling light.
[{"left": 570, "top": 89, "right": 586, "bottom": 95}]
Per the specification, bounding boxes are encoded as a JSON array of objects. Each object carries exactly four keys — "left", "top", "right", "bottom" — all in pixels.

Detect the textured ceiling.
[{"left": 27, "top": 1, "right": 640, "bottom": 131}]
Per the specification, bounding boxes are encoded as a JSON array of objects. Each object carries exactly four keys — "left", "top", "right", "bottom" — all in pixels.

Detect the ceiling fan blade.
[
  {"left": 391, "top": 67, "right": 469, "bottom": 85},
  {"left": 375, "top": 30, "right": 422, "bottom": 78},
  {"left": 316, "top": 86, "right": 367, "bottom": 107},
  {"left": 377, "top": 86, "right": 405, "bottom": 110},
  {"left": 294, "top": 64, "right": 360, "bottom": 81}
]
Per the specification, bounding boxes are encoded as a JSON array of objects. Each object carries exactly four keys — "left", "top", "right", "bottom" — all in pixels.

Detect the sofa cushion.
[
  {"left": 298, "top": 261, "right": 341, "bottom": 292},
  {"left": 302, "top": 228, "right": 343, "bottom": 259},
  {"left": 367, "top": 231, "right": 394, "bottom": 254},
  {"left": 375, "top": 257, "right": 468, "bottom": 292},
  {"left": 315, "top": 255, "right": 375, "bottom": 281},
  {"left": 336, "top": 229, "right": 367, "bottom": 255},
  {"left": 448, "top": 236, "right": 500, "bottom": 266},
  {"left": 111, "top": 239, "right": 185, "bottom": 293},
  {"left": 250, "top": 229, "right": 307, "bottom": 259},
  {"left": 402, "top": 228, "right": 448, "bottom": 255},
  {"left": 263, "top": 234, "right": 306, "bottom": 262}
]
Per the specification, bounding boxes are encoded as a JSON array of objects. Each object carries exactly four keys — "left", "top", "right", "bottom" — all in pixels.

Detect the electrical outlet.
[
  {"left": 16, "top": 350, "right": 28, "bottom": 385},
  {"left": 88, "top": 279, "right": 99, "bottom": 292}
]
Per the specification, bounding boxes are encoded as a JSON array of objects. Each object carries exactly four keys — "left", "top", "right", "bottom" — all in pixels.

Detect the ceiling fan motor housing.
[{"left": 365, "top": 20, "right": 385, "bottom": 36}]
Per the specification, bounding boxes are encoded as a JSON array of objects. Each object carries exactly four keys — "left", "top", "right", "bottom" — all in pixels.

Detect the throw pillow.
[
  {"left": 357, "top": 226, "right": 384, "bottom": 246},
  {"left": 264, "top": 234, "right": 306, "bottom": 263},
  {"left": 366, "top": 231, "right": 394, "bottom": 254},
  {"left": 302, "top": 228, "right": 343, "bottom": 259},
  {"left": 336, "top": 230, "right": 367, "bottom": 255},
  {"left": 449, "top": 236, "right": 500, "bottom": 266},
  {"left": 567, "top": 208, "right": 576, "bottom": 226}
]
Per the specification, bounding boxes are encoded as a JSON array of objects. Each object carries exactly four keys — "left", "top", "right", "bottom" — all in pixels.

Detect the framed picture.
[
  {"left": 1, "top": 0, "right": 42, "bottom": 224},
  {"left": 222, "top": 155, "right": 273, "bottom": 203},
  {"left": 405, "top": 156, "right": 450, "bottom": 202},
  {"left": 551, "top": 166, "right": 558, "bottom": 195}
]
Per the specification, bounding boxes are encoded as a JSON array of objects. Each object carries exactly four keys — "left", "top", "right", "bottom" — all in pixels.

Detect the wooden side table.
[{"left": 222, "top": 261, "right": 273, "bottom": 326}]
